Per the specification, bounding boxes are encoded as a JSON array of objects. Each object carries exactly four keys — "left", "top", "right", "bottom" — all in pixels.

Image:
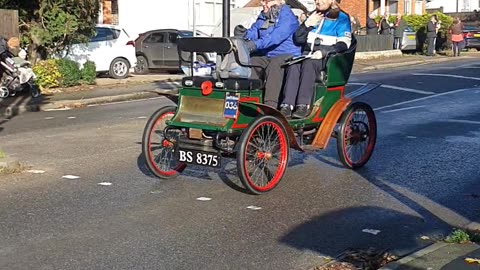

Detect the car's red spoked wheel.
[
  {"left": 337, "top": 102, "right": 377, "bottom": 169},
  {"left": 142, "top": 106, "right": 186, "bottom": 179},
  {"left": 237, "top": 115, "right": 289, "bottom": 194}
]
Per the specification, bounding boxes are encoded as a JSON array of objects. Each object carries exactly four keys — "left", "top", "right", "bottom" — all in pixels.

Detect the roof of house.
[{"left": 244, "top": 0, "right": 308, "bottom": 13}]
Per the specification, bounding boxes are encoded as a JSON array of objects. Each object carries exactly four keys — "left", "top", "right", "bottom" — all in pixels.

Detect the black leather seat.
[
  {"left": 315, "top": 36, "right": 357, "bottom": 84},
  {"left": 223, "top": 78, "right": 263, "bottom": 90}
]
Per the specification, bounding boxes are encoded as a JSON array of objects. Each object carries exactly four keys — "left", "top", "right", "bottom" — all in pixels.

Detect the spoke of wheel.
[{"left": 262, "top": 164, "right": 274, "bottom": 182}]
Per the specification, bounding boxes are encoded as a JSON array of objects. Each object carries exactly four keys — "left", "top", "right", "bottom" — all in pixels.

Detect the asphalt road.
[{"left": 0, "top": 59, "right": 479, "bottom": 270}]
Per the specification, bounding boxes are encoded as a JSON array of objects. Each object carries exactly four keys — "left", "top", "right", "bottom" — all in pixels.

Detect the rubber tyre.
[
  {"left": 142, "top": 106, "right": 186, "bottom": 179},
  {"left": 336, "top": 102, "right": 377, "bottom": 169},
  {"left": 134, "top": 55, "right": 149, "bottom": 74},
  {"left": 237, "top": 115, "right": 290, "bottom": 195},
  {"left": 109, "top": 58, "right": 130, "bottom": 79}
]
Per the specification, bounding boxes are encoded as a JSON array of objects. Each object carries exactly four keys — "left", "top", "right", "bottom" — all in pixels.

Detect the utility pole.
[
  {"left": 223, "top": 0, "right": 230, "bottom": 37},
  {"left": 193, "top": 0, "right": 197, "bottom": 61}
]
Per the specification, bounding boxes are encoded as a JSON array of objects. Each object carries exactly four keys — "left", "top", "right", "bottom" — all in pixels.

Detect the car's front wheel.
[{"left": 109, "top": 58, "right": 130, "bottom": 79}]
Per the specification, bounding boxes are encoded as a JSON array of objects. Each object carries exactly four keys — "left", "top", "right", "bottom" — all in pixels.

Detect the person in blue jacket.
[
  {"left": 280, "top": 0, "right": 352, "bottom": 118},
  {"left": 234, "top": 0, "right": 301, "bottom": 108}
]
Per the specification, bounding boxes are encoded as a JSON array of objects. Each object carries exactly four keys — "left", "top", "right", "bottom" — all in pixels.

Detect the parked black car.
[
  {"left": 463, "top": 25, "right": 480, "bottom": 51},
  {"left": 134, "top": 29, "right": 215, "bottom": 74}
]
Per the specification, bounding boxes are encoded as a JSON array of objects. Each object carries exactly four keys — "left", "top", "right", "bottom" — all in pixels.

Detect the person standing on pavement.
[
  {"left": 234, "top": 0, "right": 301, "bottom": 108},
  {"left": 379, "top": 14, "right": 391, "bottom": 35},
  {"left": 449, "top": 17, "right": 464, "bottom": 57},
  {"left": 366, "top": 13, "right": 378, "bottom": 35},
  {"left": 279, "top": 0, "right": 351, "bottom": 118},
  {"left": 426, "top": 15, "right": 438, "bottom": 56},
  {"left": 393, "top": 14, "right": 407, "bottom": 49}
]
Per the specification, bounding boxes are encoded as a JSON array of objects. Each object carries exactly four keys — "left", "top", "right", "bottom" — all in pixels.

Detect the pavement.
[
  {"left": 0, "top": 57, "right": 480, "bottom": 270},
  {"left": 379, "top": 242, "right": 480, "bottom": 270}
]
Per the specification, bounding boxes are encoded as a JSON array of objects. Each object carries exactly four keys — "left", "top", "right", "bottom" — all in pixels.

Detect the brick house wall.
[
  {"left": 341, "top": 1, "right": 368, "bottom": 28},
  {"left": 347, "top": 0, "right": 426, "bottom": 26},
  {"left": 101, "top": 0, "right": 119, "bottom": 25},
  {"left": 102, "top": 0, "right": 112, "bottom": 24}
]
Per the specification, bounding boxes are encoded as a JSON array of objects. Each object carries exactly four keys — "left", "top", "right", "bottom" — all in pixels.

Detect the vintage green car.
[{"left": 141, "top": 36, "right": 379, "bottom": 195}]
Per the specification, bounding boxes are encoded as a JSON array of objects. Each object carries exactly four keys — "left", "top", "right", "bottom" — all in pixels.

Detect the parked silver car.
[
  {"left": 401, "top": 26, "right": 417, "bottom": 51},
  {"left": 134, "top": 29, "right": 215, "bottom": 74}
]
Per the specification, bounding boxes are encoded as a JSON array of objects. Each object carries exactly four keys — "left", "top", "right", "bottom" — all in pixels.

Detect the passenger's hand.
[
  {"left": 234, "top": 25, "right": 247, "bottom": 38},
  {"left": 305, "top": 12, "right": 323, "bottom": 27},
  {"left": 245, "top": 41, "right": 257, "bottom": 52},
  {"left": 311, "top": 50, "right": 323, "bottom": 59}
]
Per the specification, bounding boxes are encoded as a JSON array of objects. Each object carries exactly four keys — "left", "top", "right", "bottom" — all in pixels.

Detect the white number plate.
[
  {"left": 224, "top": 93, "right": 239, "bottom": 119},
  {"left": 175, "top": 149, "right": 221, "bottom": 167}
]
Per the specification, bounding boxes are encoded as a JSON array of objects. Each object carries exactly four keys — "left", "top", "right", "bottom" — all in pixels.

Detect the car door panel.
[
  {"left": 142, "top": 32, "right": 166, "bottom": 68},
  {"left": 164, "top": 32, "right": 180, "bottom": 69}
]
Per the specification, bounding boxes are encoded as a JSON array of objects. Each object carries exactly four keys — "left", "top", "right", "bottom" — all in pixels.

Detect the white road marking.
[
  {"left": 98, "top": 182, "right": 112, "bottom": 186},
  {"left": 348, "top": 82, "right": 434, "bottom": 95},
  {"left": 362, "top": 229, "right": 381, "bottom": 235},
  {"left": 137, "top": 116, "right": 147, "bottom": 119},
  {"left": 374, "top": 87, "right": 479, "bottom": 111},
  {"left": 381, "top": 84, "right": 434, "bottom": 95},
  {"left": 246, "top": 205, "right": 262, "bottom": 210},
  {"left": 27, "top": 169, "right": 46, "bottom": 174},
  {"left": 406, "top": 136, "right": 417, "bottom": 139},
  {"left": 67, "top": 116, "right": 76, "bottom": 119},
  {"left": 62, "top": 175, "right": 80, "bottom": 180},
  {"left": 412, "top": 73, "right": 480, "bottom": 81},
  {"left": 196, "top": 197, "right": 212, "bottom": 201},
  {"left": 445, "top": 119, "right": 480, "bottom": 125},
  {"left": 381, "top": 105, "right": 426, "bottom": 113},
  {"left": 44, "top": 117, "right": 54, "bottom": 120}
]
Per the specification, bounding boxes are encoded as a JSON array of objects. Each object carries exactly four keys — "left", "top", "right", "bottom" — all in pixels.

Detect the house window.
[
  {"left": 404, "top": 0, "right": 411, "bottom": 14},
  {"left": 462, "top": 0, "right": 470, "bottom": 11},
  {"left": 415, "top": 0, "right": 423, "bottom": 14},
  {"left": 204, "top": 2, "right": 216, "bottom": 24},
  {"left": 388, "top": 0, "right": 398, "bottom": 14}
]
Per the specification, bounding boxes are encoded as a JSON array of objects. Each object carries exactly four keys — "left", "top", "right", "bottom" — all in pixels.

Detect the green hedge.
[
  {"left": 33, "top": 59, "right": 97, "bottom": 89},
  {"left": 375, "top": 12, "right": 453, "bottom": 32}
]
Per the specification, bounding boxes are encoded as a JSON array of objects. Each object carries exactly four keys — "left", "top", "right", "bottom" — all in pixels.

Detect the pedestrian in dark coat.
[
  {"left": 426, "top": 15, "right": 438, "bottom": 56},
  {"left": 379, "top": 15, "right": 391, "bottom": 35},
  {"left": 366, "top": 13, "right": 378, "bottom": 35}
]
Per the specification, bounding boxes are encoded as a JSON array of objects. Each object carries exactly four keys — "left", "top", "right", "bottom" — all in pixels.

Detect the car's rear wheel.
[
  {"left": 134, "top": 55, "right": 149, "bottom": 74},
  {"left": 109, "top": 58, "right": 130, "bottom": 79}
]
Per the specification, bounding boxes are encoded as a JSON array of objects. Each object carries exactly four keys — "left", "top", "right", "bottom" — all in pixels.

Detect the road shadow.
[
  {"left": 280, "top": 206, "right": 440, "bottom": 269},
  {"left": 0, "top": 91, "right": 47, "bottom": 134}
]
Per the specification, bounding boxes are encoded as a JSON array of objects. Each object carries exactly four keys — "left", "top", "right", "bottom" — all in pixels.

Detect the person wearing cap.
[
  {"left": 234, "top": 0, "right": 301, "bottom": 108},
  {"left": 279, "top": 0, "right": 352, "bottom": 118}
]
